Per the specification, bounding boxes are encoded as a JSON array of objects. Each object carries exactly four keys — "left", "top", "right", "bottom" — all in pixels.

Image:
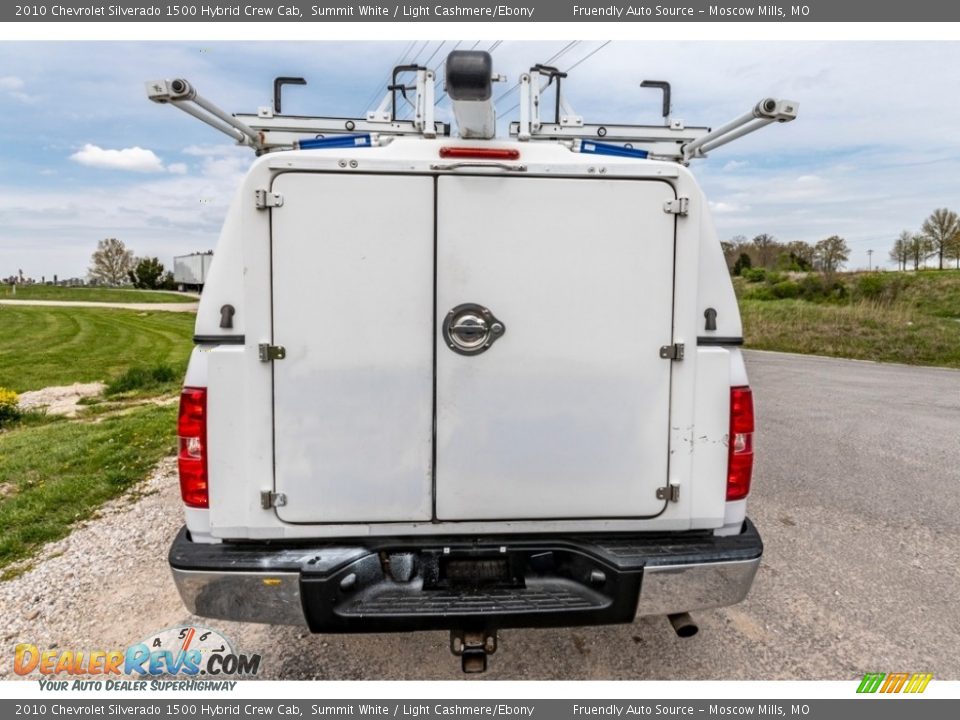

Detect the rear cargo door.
[
  {"left": 271, "top": 173, "right": 434, "bottom": 522},
  {"left": 435, "top": 176, "right": 676, "bottom": 520}
]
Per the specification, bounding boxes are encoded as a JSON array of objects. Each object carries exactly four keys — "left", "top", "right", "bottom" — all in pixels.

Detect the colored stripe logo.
[{"left": 857, "top": 673, "right": 933, "bottom": 694}]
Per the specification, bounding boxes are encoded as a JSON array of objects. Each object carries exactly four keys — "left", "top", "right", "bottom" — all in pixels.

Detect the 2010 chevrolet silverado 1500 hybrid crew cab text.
[{"left": 148, "top": 52, "right": 797, "bottom": 672}]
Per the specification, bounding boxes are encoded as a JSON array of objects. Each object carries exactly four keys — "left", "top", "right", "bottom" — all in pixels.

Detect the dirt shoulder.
[{"left": 0, "top": 300, "right": 198, "bottom": 313}]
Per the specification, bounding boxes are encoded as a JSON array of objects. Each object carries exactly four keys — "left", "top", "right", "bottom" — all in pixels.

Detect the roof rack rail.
[
  {"left": 509, "top": 65, "right": 797, "bottom": 164},
  {"left": 145, "top": 67, "right": 450, "bottom": 154},
  {"left": 146, "top": 56, "right": 797, "bottom": 163}
]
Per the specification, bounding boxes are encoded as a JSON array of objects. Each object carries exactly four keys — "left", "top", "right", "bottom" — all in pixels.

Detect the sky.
[{"left": 1, "top": 40, "right": 960, "bottom": 279}]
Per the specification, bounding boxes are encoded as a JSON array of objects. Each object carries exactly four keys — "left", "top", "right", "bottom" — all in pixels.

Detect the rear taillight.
[
  {"left": 726, "top": 386, "right": 754, "bottom": 501},
  {"left": 177, "top": 387, "right": 208, "bottom": 508}
]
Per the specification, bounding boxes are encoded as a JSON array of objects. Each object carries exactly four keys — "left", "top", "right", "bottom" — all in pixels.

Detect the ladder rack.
[
  {"left": 146, "top": 56, "right": 797, "bottom": 164},
  {"left": 145, "top": 67, "right": 449, "bottom": 155},
  {"left": 510, "top": 64, "right": 797, "bottom": 163}
]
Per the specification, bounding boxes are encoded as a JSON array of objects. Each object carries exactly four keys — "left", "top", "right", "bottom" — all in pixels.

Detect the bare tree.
[
  {"left": 907, "top": 233, "right": 934, "bottom": 271},
  {"left": 814, "top": 235, "right": 850, "bottom": 278},
  {"left": 751, "top": 233, "right": 778, "bottom": 269},
  {"left": 889, "top": 230, "right": 911, "bottom": 271},
  {"left": 88, "top": 238, "right": 134, "bottom": 286},
  {"left": 721, "top": 234, "right": 748, "bottom": 271},
  {"left": 945, "top": 231, "right": 960, "bottom": 270},
  {"left": 920, "top": 208, "right": 960, "bottom": 270}
]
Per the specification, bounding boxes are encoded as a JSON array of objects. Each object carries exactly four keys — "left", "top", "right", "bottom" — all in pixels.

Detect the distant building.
[{"left": 173, "top": 251, "right": 214, "bottom": 292}]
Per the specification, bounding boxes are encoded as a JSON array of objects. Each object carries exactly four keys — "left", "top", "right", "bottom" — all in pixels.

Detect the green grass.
[
  {"left": 0, "top": 306, "right": 194, "bottom": 392},
  {"left": 105, "top": 364, "right": 179, "bottom": 397},
  {"left": 740, "top": 298, "right": 960, "bottom": 368},
  {"left": 1, "top": 285, "right": 194, "bottom": 303},
  {"left": 735, "top": 269, "right": 960, "bottom": 368},
  {"left": 0, "top": 404, "right": 177, "bottom": 572},
  {"left": 885, "top": 269, "right": 960, "bottom": 318}
]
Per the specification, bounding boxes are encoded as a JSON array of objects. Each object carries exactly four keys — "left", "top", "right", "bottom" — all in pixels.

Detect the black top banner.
[{"left": 5, "top": 0, "right": 960, "bottom": 23}]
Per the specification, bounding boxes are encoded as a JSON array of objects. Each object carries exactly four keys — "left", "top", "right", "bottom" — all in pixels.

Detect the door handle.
[
  {"left": 443, "top": 304, "right": 506, "bottom": 355},
  {"left": 430, "top": 162, "right": 527, "bottom": 172}
]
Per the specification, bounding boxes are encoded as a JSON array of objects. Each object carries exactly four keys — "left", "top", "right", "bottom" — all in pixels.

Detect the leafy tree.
[
  {"left": 88, "top": 238, "right": 134, "bottom": 286},
  {"left": 889, "top": 231, "right": 911, "bottom": 271},
  {"left": 814, "top": 235, "right": 850, "bottom": 278},
  {"left": 732, "top": 252, "right": 752, "bottom": 276},
  {"left": 920, "top": 208, "right": 960, "bottom": 270},
  {"left": 128, "top": 257, "right": 167, "bottom": 289},
  {"left": 159, "top": 271, "right": 177, "bottom": 290},
  {"left": 784, "top": 240, "right": 816, "bottom": 270}
]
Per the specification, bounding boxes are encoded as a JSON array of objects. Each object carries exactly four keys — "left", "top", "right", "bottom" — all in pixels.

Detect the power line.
[
  {"left": 500, "top": 41, "right": 612, "bottom": 118},
  {"left": 396, "top": 41, "right": 451, "bottom": 120},
  {"left": 421, "top": 40, "right": 447, "bottom": 69},
  {"left": 492, "top": 41, "right": 580, "bottom": 110},
  {"left": 431, "top": 40, "right": 463, "bottom": 107},
  {"left": 407, "top": 39, "right": 431, "bottom": 64},
  {"left": 564, "top": 40, "right": 612, "bottom": 73},
  {"left": 360, "top": 40, "right": 416, "bottom": 114}
]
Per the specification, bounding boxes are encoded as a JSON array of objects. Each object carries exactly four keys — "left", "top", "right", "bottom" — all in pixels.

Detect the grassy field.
[
  {"left": 0, "top": 303, "right": 194, "bottom": 574},
  {"left": 1, "top": 285, "right": 194, "bottom": 303},
  {"left": 0, "top": 306, "right": 195, "bottom": 392},
  {"left": 740, "top": 299, "right": 960, "bottom": 367},
  {"left": 738, "top": 270, "right": 960, "bottom": 368},
  {"left": 0, "top": 405, "right": 177, "bottom": 574}
]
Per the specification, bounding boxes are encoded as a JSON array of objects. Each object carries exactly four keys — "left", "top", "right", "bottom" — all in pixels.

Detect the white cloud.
[
  {"left": 167, "top": 163, "right": 188, "bottom": 175},
  {"left": 0, "top": 74, "right": 34, "bottom": 102},
  {"left": 797, "top": 174, "right": 821, "bottom": 183},
  {"left": 709, "top": 201, "right": 750, "bottom": 214},
  {"left": 722, "top": 160, "right": 749, "bottom": 171},
  {"left": 70, "top": 144, "right": 165, "bottom": 173},
  {"left": 183, "top": 144, "right": 231, "bottom": 156}
]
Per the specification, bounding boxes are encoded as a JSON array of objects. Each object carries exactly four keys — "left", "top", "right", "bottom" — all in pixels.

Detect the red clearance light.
[
  {"left": 439, "top": 146, "right": 520, "bottom": 160},
  {"left": 726, "top": 386, "right": 755, "bottom": 502},
  {"left": 177, "top": 387, "right": 209, "bottom": 509}
]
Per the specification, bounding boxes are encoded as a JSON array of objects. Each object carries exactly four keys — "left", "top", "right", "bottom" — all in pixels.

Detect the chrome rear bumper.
[{"left": 170, "top": 520, "right": 762, "bottom": 630}]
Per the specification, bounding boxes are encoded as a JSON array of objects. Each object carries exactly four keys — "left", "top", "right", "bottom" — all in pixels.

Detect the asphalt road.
[{"left": 4, "top": 350, "right": 959, "bottom": 680}]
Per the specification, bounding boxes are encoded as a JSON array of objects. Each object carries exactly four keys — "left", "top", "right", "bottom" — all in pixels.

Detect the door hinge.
[
  {"left": 260, "top": 490, "right": 287, "bottom": 509},
  {"left": 255, "top": 189, "right": 283, "bottom": 210},
  {"left": 258, "top": 343, "right": 286, "bottom": 362},
  {"left": 659, "top": 342, "right": 685, "bottom": 361},
  {"left": 656, "top": 483, "right": 680, "bottom": 502},
  {"left": 663, "top": 197, "right": 689, "bottom": 216}
]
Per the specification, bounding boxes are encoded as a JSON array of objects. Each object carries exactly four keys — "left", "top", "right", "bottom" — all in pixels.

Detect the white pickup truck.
[{"left": 151, "top": 52, "right": 795, "bottom": 672}]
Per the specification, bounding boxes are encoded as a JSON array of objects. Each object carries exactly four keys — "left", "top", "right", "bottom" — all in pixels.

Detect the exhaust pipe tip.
[{"left": 668, "top": 612, "right": 699, "bottom": 638}]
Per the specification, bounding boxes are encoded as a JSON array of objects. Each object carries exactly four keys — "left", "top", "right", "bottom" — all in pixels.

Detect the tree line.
[
  {"left": 88, "top": 237, "right": 176, "bottom": 289},
  {"left": 721, "top": 234, "right": 850, "bottom": 277},
  {"left": 889, "top": 208, "right": 960, "bottom": 271}
]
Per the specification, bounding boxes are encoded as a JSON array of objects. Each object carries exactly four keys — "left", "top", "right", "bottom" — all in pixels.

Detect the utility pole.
[{"left": 867, "top": 249, "right": 873, "bottom": 271}]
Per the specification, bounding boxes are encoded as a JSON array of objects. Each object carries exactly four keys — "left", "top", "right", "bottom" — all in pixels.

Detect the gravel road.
[
  {"left": 2, "top": 350, "right": 958, "bottom": 680},
  {"left": 0, "top": 299, "right": 198, "bottom": 313}
]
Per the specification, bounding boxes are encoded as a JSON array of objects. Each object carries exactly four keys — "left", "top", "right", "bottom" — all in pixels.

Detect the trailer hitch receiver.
[{"left": 450, "top": 629, "right": 498, "bottom": 673}]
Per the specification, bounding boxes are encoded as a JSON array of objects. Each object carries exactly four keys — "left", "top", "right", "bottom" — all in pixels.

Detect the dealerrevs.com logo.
[
  {"left": 857, "top": 672, "right": 933, "bottom": 694},
  {"left": 15, "top": 626, "right": 261, "bottom": 690}
]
